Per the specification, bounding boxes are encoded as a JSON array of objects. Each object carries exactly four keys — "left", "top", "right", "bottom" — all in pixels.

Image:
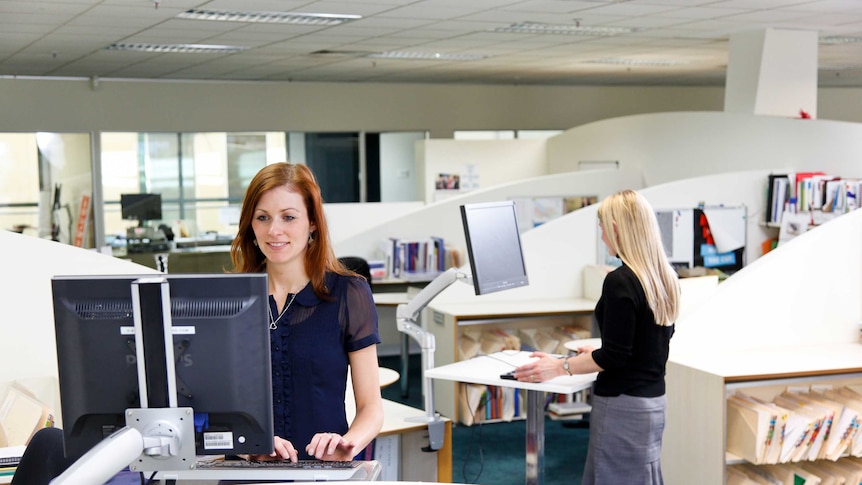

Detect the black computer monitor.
[
  {"left": 460, "top": 200, "right": 529, "bottom": 295},
  {"left": 120, "top": 193, "right": 162, "bottom": 226},
  {"left": 51, "top": 273, "right": 273, "bottom": 461}
]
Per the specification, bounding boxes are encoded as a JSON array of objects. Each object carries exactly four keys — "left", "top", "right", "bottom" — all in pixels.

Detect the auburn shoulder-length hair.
[
  {"left": 597, "top": 189, "right": 680, "bottom": 326},
  {"left": 230, "top": 162, "right": 350, "bottom": 299}
]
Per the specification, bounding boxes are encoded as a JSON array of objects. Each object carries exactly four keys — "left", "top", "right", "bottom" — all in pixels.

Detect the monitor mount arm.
[
  {"left": 395, "top": 267, "right": 468, "bottom": 452},
  {"left": 51, "top": 278, "right": 196, "bottom": 485}
]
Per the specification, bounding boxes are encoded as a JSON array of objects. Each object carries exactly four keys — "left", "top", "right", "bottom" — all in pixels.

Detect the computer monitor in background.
[
  {"left": 460, "top": 200, "right": 530, "bottom": 295},
  {"left": 51, "top": 273, "right": 273, "bottom": 463},
  {"left": 120, "top": 193, "right": 162, "bottom": 227}
]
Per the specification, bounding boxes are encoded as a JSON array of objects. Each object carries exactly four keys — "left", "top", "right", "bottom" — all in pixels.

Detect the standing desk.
[
  {"left": 425, "top": 298, "right": 597, "bottom": 421},
  {"left": 425, "top": 351, "right": 596, "bottom": 485}
]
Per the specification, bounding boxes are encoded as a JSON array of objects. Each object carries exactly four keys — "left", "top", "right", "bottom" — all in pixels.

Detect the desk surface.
[
  {"left": 671, "top": 342, "right": 862, "bottom": 381},
  {"left": 429, "top": 298, "right": 596, "bottom": 320},
  {"left": 372, "top": 292, "right": 409, "bottom": 306},
  {"left": 425, "top": 351, "right": 596, "bottom": 395}
]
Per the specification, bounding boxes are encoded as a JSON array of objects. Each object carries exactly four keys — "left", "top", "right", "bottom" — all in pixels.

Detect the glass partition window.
[
  {"left": 1, "top": 133, "right": 92, "bottom": 244},
  {"left": 100, "top": 132, "right": 286, "bottom": 243}
]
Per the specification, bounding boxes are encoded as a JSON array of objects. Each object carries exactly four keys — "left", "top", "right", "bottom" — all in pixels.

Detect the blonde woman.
[{"left": 513, "top": 189, "right": 680, "bottom": 484}]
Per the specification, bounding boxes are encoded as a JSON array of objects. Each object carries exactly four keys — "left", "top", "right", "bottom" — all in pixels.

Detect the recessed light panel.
[
  {"left": 106, "top": 43, "right": 248, "bottom": 54},
  {"left": 495, "top": 21, "right": 634, "bottom": 36},
  {"left": 177, "top": 9, "right": 361, "bottom": 25},
  {"left": 366, "top": 52, "right": 487, "bottom": 61}
]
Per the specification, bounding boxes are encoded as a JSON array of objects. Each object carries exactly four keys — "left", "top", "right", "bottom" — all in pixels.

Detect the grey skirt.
[{"left": 581, "top": 393, "right": 667, "bottom": 485}]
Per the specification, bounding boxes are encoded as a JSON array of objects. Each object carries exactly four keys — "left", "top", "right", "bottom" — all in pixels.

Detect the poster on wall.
[
  {"left": 460, "top": 164, "right": 479, "bottom": 190},
  {"left": 511, "top": 194, "right": 598, "bottom": 232},
  {"left": 433, "top": 172, "right": 461, "bottom": 202}
]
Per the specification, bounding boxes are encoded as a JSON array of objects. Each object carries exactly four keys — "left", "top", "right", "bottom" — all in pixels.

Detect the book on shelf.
[{"left": 374, "top": 236, "right": 455, "bottom": 280}]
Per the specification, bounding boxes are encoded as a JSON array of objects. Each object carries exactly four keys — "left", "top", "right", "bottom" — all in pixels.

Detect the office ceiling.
[{"left": 3, "top": 0, "right": 862, "bottom": 87}]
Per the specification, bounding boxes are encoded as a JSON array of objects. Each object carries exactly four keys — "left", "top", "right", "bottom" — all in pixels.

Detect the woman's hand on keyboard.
[
  {"left": 251, "top": 435, "right": 299, "bottom": 462},
  {"left": 306, "top": 432, "right": 357, "bottom": 461}
]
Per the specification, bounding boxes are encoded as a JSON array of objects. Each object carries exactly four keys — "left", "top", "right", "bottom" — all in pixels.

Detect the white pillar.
[{"left": 724, "top": 28, "right": 818, "bottom": 118}]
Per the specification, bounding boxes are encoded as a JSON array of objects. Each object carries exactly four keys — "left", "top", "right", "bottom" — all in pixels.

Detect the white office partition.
[
  {"left": 333, "top": 169, "right": 642, "bottom": 268},
  {"left": 546, "top": 111, "right": 862, "bottom": 187},
  {"left": 326, "top": 201, "right": 423, "bottom": 245},
  {"left": 0, "top": 231, "right": 156, "bottom": 384},
  {"left": 671, "top": 207, "right": 862, "bottom": 356},
  {"left": 416, "top": 139, "right": 548, "bottom": 204},
  {"left": 432, "top": 169, "right": 780, "bottom": 305}
]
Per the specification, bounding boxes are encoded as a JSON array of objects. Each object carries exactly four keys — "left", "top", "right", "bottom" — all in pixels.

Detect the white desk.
[
  {"left": 425, "top": 351, "right": 596, "bottom": 485},
  {"left": 426, "top": 298, "right": 597, "bottom": 421}
]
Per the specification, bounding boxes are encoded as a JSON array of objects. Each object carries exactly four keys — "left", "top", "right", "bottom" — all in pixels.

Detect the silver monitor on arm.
[{"left": 395, "top": 200, "right": 529, "bottom": 452}]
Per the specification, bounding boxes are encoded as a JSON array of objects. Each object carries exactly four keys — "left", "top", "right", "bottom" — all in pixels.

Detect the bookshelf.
[
  {"left": 664, "top": 344, "right": 862, "bottom": 484},
  {"left": 765, "top": 172, "right": 861, "bottom": 228},
  {"left": 661, "top": 207, "right": 862, "bottom": 483}
]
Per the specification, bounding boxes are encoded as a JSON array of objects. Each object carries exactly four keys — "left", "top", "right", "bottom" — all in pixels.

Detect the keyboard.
[{"left": 152, "top": 458, "right": 369, "bottom": 481}]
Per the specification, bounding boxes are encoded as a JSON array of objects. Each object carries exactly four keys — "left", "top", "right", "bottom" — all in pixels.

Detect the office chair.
[
  {"left": 11, "top": 427, "right": 73, "bottom": 485},
  {"left": 338, "top": 256, "right": 372, "bottom": 291}
]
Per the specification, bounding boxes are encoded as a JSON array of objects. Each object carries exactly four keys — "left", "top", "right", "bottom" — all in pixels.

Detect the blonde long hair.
[{"left": 597, "top": 189, "right": 680, "bottom": 326}]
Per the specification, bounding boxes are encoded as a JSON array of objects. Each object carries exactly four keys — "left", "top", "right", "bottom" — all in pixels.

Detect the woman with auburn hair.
[
  {"left": 231, "top": 162, "right": 383, "bottom": 462},
  {"left": 512, "top": 189, "right": 680, "bottom": 484}
]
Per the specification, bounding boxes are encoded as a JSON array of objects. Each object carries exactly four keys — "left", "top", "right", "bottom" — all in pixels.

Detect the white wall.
[
  {"left": 546, "top": 112, "right": 862, "bottom": 186},
  {"left": 417, "top": 139, "right": 548, "bottom": 204},
  {"left": 325, "top": 201, "right": 423, "bottom": 245},
  {"left": 0, "top": 231, "right": 156, "bottom": 384},
  {"left": 0, "top": 79, "right": 725, "bottom": 137}
]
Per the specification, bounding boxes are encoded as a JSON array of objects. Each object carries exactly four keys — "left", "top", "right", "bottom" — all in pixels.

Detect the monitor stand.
[
  {"left": 51, "top": 278, "right": 197, "bottom": 484},
  {"left": 396, "top": 268, "right": 470, "bottom": 451},
  {"left": 51, "top": 408, "right": 196, "bottom": 485}
]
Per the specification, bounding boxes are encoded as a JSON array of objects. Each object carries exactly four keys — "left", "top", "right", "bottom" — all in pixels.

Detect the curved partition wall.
[
  {"left": 546, "top": 111, "right": 862, "bottom": 186},
  {"left": 670, "top": 207, "right": 862, "bottom": 356},
  {"left": 332, "top": 168, "right": 642, "bottom": 265},
  {"left": 431, "top": 169, "right": 779, "bottom": 305}
]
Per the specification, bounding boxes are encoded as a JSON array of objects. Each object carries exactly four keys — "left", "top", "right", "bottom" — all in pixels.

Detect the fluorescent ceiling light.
[
  {"left": 587, "top": 57, "right": 690, "bottom": 67},
  {"left": 106, "top": 43, "right": 248, "bottom": 54},
  {"left": 366, "top": 51, "right": 487, "bottom": 61},
  {"left": 177, "top": 9, "right": 361, "bottom": 25},
  {"left": 495, "top": 21, "right": 634, "bottom": 36},
  {"left": 819, "top": 36, "right": 862, "bottom": 45}
]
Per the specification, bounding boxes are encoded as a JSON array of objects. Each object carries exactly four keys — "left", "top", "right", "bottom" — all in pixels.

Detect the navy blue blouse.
[{"left": 268, "top": 272, "right": 380, "bottom": 459}]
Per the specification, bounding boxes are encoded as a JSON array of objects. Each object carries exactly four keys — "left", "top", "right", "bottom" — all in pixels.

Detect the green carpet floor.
[{"left": 380, "top": 354, "right": 588, "bottom": 485}]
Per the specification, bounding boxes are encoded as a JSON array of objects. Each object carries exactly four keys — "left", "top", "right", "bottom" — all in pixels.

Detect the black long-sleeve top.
[{"left": 591, "top": 264, "right": 674, "bottom": 398}]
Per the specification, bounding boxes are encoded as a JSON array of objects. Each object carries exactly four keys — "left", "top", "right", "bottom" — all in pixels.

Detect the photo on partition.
[
  {"left": 563, "top": 195, "right": 598, "bottom": 213},
  {"left": 435, "top": 173, "right": 460, "bottom": 190}
]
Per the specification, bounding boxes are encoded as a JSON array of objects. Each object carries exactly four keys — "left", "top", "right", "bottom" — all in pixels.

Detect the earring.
[
  {"left": 308, "top": 232, "right": 314, "bottom": 244},
  {"left": 253, "top": 239, "right": 258, "bottom": 247}
]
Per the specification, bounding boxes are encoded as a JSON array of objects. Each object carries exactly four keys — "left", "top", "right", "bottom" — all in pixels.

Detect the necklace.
[{"left": 269, "top": 292, "right": 297, "bottom": 330}]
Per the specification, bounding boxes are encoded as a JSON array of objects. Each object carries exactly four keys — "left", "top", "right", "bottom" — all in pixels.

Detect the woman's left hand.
[
  {"left": 512, "top": 351, "right": 564, "bottom": 383},
  {"left": 306, "top": 432, "right": 358, "bottom": 461}
]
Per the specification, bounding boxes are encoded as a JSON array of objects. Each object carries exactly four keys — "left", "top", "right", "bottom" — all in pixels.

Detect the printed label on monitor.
[
  {"left": 120, "top": 326, "right": 196, "bottom": 335},
  {"left": 203, "top": 432, "right": 234, "bottom": 450}
]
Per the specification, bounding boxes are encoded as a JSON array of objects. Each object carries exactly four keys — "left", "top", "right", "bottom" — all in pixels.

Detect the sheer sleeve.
[{"left": 342, "top": 276, "right": 381, "bottom": 352}]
